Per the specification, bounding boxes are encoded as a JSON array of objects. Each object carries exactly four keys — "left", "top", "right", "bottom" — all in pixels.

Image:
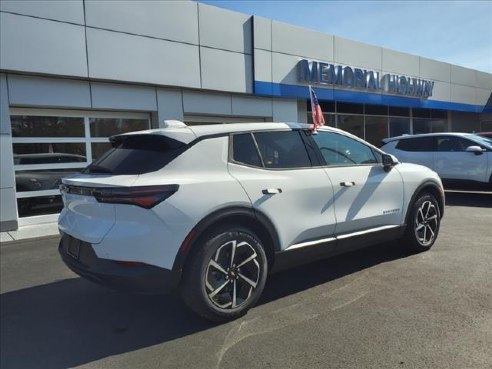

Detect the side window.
[
  {"left": 437, "top": 137, "right": 472, "bottom": 152},
  {"left": 312, "top": 131, "right": 378, "bottom": 166},
  {"left": 396, "top": 137, "right": 435, "bottom": 152},
  {"left": 253, "top": 131, "right": 312, "bottom": 169},
  {"left": 232, "top": 133, "right": 262, "bottom": 167}
]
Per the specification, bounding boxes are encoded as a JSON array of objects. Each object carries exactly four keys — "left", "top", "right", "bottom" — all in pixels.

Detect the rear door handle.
[
  {"left": 262, "top": 188, "right": 282, "bottom": 195},
  {"left": 340, "top": 181, "right": 356, "bottom": 187}
]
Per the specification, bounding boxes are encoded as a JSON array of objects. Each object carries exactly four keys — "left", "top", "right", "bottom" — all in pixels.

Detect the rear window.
[
  {"left": 395, "top": 137, "right": 435, "bottom": 152},
  {"left": 83, "top": 135, "right": 185, "bottom": 175},
  {"left": 232, "top": 133, "right": 262, "bottom": 167}
]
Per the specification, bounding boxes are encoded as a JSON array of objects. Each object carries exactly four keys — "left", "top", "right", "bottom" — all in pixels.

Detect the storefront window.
[
  {"left": 10, "top": 116, "right": 84, "bottom": 137},
  {"left": 364, "top": 116, "right": 388, "bottom": 146},
  {"left": 389, "top": 117, "right": 410, "bottom": 137},
  {"left": 413, "top": 118, "right": 432, "bottom": 134},
  {"left": 337, "top": 114, "right": 364, "bottom": 138},
  {"left": 11, "top": 110, "right": 150, "bottom": 217},
  {"left": 90, "top": 118, "right": 148, "bottom": 137}
]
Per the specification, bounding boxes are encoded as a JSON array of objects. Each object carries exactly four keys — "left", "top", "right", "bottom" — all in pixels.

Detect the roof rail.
[{"left": 162, "top": 120, "right": 187, "bottom": 128}]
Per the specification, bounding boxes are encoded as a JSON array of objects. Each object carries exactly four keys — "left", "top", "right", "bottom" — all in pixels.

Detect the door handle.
[
  {"left": 340, "top": 181, "right": 356, "bottom": 187},
  {"left": 262, "top": 188, "right": 282, "bottom": 195}
]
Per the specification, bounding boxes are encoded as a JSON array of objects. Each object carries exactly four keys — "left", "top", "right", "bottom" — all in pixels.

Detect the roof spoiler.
[{"left": 162, "top": 120, "right": 187, "bottom": 128}]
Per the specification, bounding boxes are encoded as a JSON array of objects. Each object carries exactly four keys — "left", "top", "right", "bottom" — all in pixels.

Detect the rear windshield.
[{"left": 83, "top": 135, "right": 185, "bottom": 175}]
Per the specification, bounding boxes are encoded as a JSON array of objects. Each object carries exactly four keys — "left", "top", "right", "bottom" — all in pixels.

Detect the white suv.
[
  {"left": 59, "top": 121, "right": 444, "bottom": 321},
  {"left": 381, "top": 133, "right": 492, "bottom": 190}
]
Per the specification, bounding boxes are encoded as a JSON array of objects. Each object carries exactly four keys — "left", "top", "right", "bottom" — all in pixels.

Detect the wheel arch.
[
  {"left": 172, "top": 206, "right": 280, "bottom": 273},
  {"left": 404, "top": 181, "right": 445, "bottom": 226}
]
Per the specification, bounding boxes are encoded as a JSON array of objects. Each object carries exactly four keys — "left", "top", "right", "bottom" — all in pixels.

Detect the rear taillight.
[
  {"left": 94, "top": 185, "right": 179, "bottom": 208},
  {"left": 61, "top": 184, "right": 178, "bottom": 209}
]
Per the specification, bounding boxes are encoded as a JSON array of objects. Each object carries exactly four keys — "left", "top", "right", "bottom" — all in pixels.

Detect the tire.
[
  {"left": 180, "top": 226, "right": 268, "bottom": 322},
  {"left": 403, "top": 192, "right": 441, "bottom": 252}
]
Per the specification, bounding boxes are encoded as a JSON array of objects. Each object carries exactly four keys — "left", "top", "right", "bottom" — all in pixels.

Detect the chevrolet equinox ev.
[{"left": 59, "top": 121, "right": 445, "bottom": 321}]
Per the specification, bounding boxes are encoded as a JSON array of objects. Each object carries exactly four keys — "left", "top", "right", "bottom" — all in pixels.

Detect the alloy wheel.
[
  {"left": 205, "top": 240, "right": 260, "bottom": 309},
  {"left": 414, "top": 200, "right": 438, "bottom": 246}
]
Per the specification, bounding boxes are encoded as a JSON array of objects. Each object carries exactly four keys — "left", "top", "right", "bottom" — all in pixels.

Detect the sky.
[{"left": 198, "top": 0, "right": 492, "bottom": 74}]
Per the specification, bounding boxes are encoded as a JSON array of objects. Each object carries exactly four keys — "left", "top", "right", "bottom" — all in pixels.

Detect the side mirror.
[
  {"left": 382, "top": 153, "right": 398, "bottom": 171},
  {"left": 465, "top": 145, "right": 484, "bottom": 155}
]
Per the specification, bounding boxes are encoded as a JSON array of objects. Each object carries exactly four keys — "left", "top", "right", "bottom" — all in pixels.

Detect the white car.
[
  {"left": 58, "top": 121, "right": 444, "bottom": 321},
  {"left": 381, "top": 133, "right": 492, "bottom": 190}
]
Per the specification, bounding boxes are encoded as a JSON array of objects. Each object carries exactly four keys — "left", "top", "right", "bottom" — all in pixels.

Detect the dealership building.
[{"left": 1, "top": 0, "right": 491, "bottom": 231}]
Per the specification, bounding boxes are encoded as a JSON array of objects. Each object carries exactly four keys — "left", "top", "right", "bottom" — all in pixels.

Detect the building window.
[
  {"left": 337, "top": 114, "right": 364, "bottom": 139},
  {"left": 10, "top": 109, "right": 150, "bottom": 218},
  {"left": 389, "top": 117, "right": 411, "bottom": 137},
  {"left": 364, "top": 116, "right": 388, "bottom": 146}
]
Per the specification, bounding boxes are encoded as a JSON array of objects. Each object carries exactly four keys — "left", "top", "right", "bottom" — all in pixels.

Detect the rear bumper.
[{"left": 59, "top": 234, "right": 181, "bottom": 294}]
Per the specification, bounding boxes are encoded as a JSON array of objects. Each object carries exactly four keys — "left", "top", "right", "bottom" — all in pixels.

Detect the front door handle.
[
  {"left": 340, "top": 181, "right": 356, "bottom": 187},
  {"left": 262, "top": 188, "right": 282, "bottom": 195}
]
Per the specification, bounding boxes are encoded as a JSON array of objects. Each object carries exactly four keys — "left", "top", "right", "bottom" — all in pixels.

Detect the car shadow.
[
  {"left": 0, "top": 241, "right": 411, "bottom": 369},
  {"left": 444, "top": 191, "right": 492, "bottom": 208}
]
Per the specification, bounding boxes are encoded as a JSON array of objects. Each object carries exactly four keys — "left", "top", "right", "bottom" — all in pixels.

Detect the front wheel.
[
  {"left": 403, "top": 193, "right": 441, "bottom": 252},
  {"left": 180, "top": 227, "right": 268, "bottom": 322}
]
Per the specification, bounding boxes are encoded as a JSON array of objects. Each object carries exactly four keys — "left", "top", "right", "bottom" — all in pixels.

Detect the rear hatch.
[{"left": 59, "top": 132, "right": 191, "bottom": 244}]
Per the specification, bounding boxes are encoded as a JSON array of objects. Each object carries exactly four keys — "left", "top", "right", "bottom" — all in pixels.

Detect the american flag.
[{"left": 309, "top": 86, "right": 325, "bottom": 132}]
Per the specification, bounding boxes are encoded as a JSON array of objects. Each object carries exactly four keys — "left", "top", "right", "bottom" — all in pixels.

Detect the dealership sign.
[{"left": 299, "top": 59, "right": 434, "bottom": 98}]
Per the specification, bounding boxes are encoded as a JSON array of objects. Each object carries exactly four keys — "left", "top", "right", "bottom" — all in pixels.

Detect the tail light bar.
[{"left": 60, "top": 184, "right": 179, "bottom": 209}]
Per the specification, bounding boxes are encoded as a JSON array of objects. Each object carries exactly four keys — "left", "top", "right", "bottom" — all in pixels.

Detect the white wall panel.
[
  {"left": 334, "top": 36, "right": 382, "bottom": 71},
  {"left": 297, "top": 101, "right": 308, "bottom": 123},
  {"left": 273, "top": 98, "right": 298, "bottom": 122},
  {"left": 420, "top": 57, "right": 451, "bottom": 83},
  {"left": 451, "top": 65, "right": 477, "bottom": 87},
  {"left": 87, "top": 28, "right": 200, "bottom": 88},
  {"left": 272, "top": 21, "right": 333, "bottom": 61},
  {"left": 475, "top": 71, "right": 492, "bottom": 90},
  {"left": 0, "top": 134, "right": 14, "bottom": 188},
  {"left": 0, "top": 0, "right": 84, "bottom": 24},
  {"left": 232, "top": 96, "right": 272, "bottom": 117},
  {"left": 8, "top": 75, "right": 91, "bottom": 108},
  {"left": 253, "top": 16, "right": 272, "bottom": 51},
  {"left": 382, "top": 49, "right": 419, "bottom": 77},
  {"left": 254, "top": 49, "right": 272, "bottom": 83},
  {"left": 476, "top": 88, "right": 492, "bottom": 106},
  {"left": 428, "top": 81, "right": 451, "bottom": 103},
  {"left": 200, "top": 47, "right": 253, "bottom": 93},
  {"left": 0, "top": 74, "right": 10, "bottom": 135},
  {"left": 85, "top": 1, "right": 199, "bottom": 44},
  {"left": 0, "top": 187, "right": 17, "bottom": 229},
  {"left": 91, "top": 82, "right": 157, "bottom": 111},
  {"left": 0, "top": 13, "right": 87, "bottom": 77},
  {"left": 183, "top": 91, "right": 231, "bottom": 115},
  {"left": 272, "top": 53, "right": 301, "bottom": 85},
  {"left": 450, "top": 84, "right": 476, "bottom": 105},
  {"left": 199, "top": 3, "right": 252, "bottom": 54},
  {"left": 157, "top": 89, "right": 184, "bottom": 125}
]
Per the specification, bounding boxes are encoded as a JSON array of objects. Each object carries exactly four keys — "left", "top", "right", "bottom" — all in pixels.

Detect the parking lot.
[{"left": 1, "top": 192, "right": 491, "bottom": 369}]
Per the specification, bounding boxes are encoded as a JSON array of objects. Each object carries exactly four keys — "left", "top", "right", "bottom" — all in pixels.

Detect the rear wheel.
[
  {"left": 403, "top": 193, "right": 441, "bottom": 252},
  {"left": 180, "top": 227, "right": 268, "bottom": 322}
]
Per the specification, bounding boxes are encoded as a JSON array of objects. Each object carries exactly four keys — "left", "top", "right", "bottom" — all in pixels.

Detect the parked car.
[
  {"left": 381, "top": 133, "right": 492, "bottom": 190},
  {"left": 58, "top": 121, "right": 444, "bottom": 321}
]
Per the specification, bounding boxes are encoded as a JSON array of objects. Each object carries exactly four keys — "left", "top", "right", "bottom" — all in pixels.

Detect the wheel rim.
[
  {"left": 414, "top": 200, "right": 438, "bottom": 246},
  {"left": 205, "top": 239, "right": 260, "bottom": 309}
]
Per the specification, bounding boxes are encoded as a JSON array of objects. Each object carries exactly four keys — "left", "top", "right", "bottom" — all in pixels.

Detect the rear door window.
[
  {"left": 253, "top": 131, "right": 312, "bottom": 169},
  {"left": 83, "top": 135, "right": 185, "bottom": 175},
  {"left": 396, "top": 137, "right": 435, "bottom": 152},
  {"left": 231, "top": 133, "right": 262, "bottom": 167}
]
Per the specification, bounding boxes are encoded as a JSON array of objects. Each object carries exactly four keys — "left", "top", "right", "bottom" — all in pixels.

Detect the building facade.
[{"left": 1, "top": 0, "right": 491, "bottom": 231}]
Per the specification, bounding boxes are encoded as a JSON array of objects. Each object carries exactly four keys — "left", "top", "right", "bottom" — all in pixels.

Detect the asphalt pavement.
[{"left": 1, "top": 192, "right": 491, "bottom": 369}]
